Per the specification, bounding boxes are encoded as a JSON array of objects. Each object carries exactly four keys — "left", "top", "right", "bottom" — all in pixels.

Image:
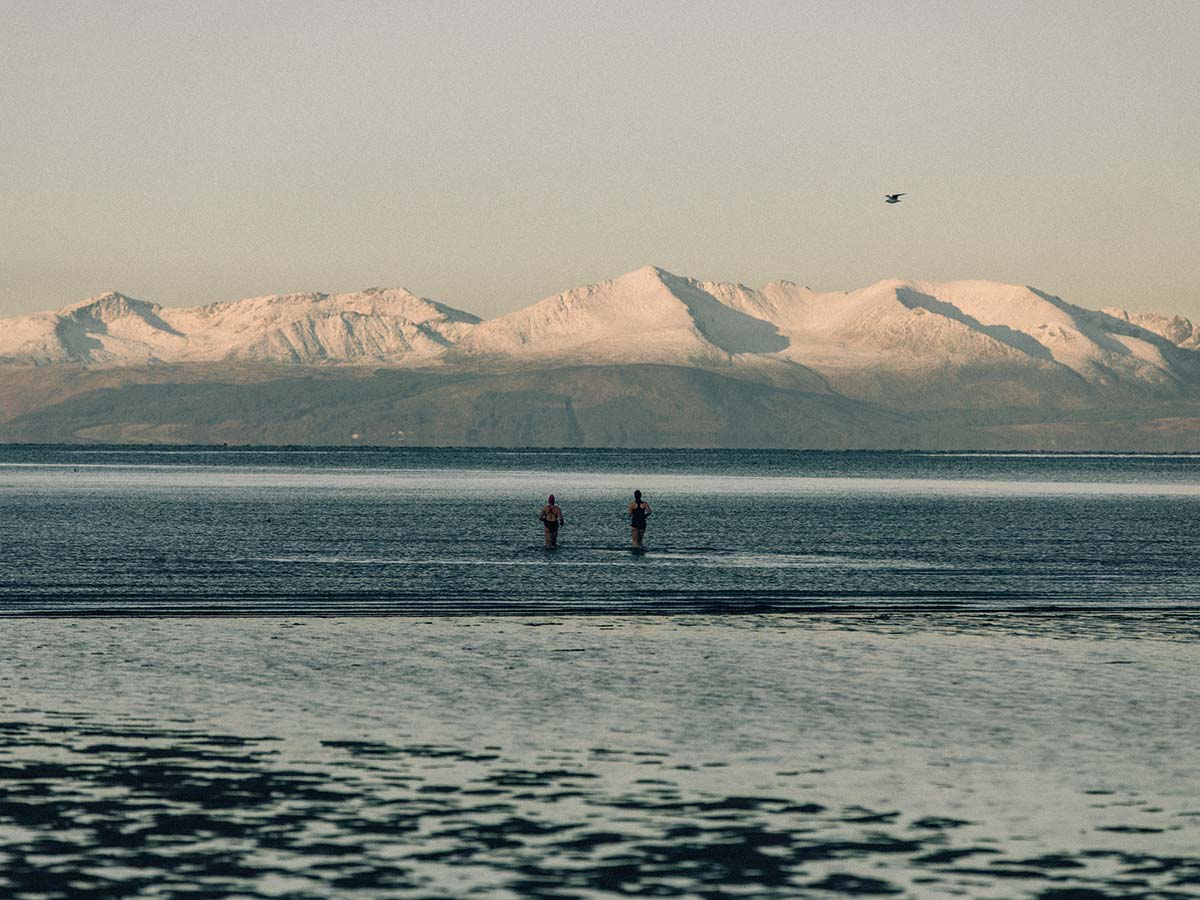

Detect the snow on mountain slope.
[
  {"left": 2, "top": 270, "right": 1198, "bottom": 407},
  {"left": 168, "top": 288, "right": 480, "bottom": 363},
  {"left": 0, "top": 292, "right": 184, "bottom": 365},
  {"left": 1103, "top": 308, "right": 1200, "bottom": 350},
  {"left": 452, "top": 266, "right": 788, "bottom": 365},
  {"left": 892, "top": 281, "right": 1192, "bottom": 385},
  {"left": 438, "top": 267, "right": 1196, "bottom": 405},
  {"left": 0, "top": 288, "right": 480, "bottom": 365},
  {"left": 756, "top": 279, "right": 1034, "bottom": 369},
  {"left": 712, "top": 277, "right": 1200, "bottom": 392}
]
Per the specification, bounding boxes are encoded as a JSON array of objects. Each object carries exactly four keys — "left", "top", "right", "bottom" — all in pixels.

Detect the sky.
[{"left": 3, "top": 0, "right": 1199, "bottom": 320}]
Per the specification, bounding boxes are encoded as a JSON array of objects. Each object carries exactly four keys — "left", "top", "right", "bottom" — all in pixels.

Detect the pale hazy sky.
[{"left": 3, "top": 0, "right": 1199, "bottom": 319}]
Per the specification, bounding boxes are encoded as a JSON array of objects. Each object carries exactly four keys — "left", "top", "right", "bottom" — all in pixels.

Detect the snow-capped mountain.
[
  {"left": 4, "top": 266, "right": 1200, "bottom": 448},
  {"left": 452, "top": 266, "right": 1200, "bottom": 405},
  {"left": 454, "top": 266, "right": 791, "bottom": 364},
  {"left": 0, "top": 288, "right": 480, "bottom": 366},
  {"left": 1103, "top": 308, "right": 1200, "bottom": 350},
  {"left": 723, "top": 276, "right": 1200, "bottom": 405},
  {"left": 2, "top": 266, "right": 1198, "bottom": 404}
]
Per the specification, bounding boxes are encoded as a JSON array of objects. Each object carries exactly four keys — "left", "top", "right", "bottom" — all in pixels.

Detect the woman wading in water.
[
  {"left": 539, "top": 495, "right": 564, "bottom": 547},
  {"left": 628, "top": 490, "right": 652, "bottom": 548}
]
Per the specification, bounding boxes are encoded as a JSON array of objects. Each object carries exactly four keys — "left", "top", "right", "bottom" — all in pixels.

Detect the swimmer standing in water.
[
  {"left": 539, "top": 494, "right": 564, "bottom": 547},
  {"left": 628, "top": 489, "right": 651, "bottom": 548}
]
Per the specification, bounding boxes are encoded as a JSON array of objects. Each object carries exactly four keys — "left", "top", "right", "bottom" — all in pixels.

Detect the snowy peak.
[
  {"left": 188, "top": 287, "right": 479, "bottom": 327},
  {"left": 1, "top": 269, "right": 1198, "bottom": 408},
  {"left": 455, "top": 265, "right": 788, "bottom": 364},
  {"left": 718, "top": 276, "right": 1199, "bottom": 388},
  {"left": 0, "top": 291, "right": 184, "bottom": 365},
  {"left": 0, "top": 287, "right": 482, "bottom": 366},
  {"left": 175, "top": 287, "right": 482, "bottom": 364},
  {"left": 59, "top": 290, "right": 182, "bottom": 348},
  {"left": 652, "top": 269, "right": 790, "bottom": 355},
  {"left": 893, "top": 280, "right": 1200, "bottom": 384},
  {"left": 61, "top": 291, "right": 165, "bottom": 322},
  {"left": 169, "top": 287, "right": 482, "bottom": 364},
  {"left": 1104, "top": 307, "right": 1200, "bottom": 350},
  {"left": 455, "top": 265, "right": 699, "bottom": 358}
]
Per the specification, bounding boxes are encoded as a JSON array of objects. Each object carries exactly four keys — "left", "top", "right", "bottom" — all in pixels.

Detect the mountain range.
[{"left": 3, "top": 266, "right": 1200, "bottom": 449}]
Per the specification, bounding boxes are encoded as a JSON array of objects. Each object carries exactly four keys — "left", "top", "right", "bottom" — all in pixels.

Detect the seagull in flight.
[{"left": 885, "top": 193, "right": 906, "bottom": 204}]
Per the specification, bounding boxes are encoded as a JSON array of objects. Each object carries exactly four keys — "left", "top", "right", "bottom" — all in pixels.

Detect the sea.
[{"left": 0, "top": 446, "right": 1197, "bottom": 899}]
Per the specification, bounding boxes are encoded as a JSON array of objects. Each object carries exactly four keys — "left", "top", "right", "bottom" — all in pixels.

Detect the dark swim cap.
[{"left": 548, "top": 495, "right": 555, "bottom": 504}]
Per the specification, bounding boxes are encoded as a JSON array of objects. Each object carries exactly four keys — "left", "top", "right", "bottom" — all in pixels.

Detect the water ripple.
[{"left": 1, "top": 714, "right": 1196, "bottom": 899}]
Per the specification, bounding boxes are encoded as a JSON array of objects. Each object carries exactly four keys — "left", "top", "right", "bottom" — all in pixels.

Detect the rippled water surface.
[
  {"left": 0, "top": 447, "right": 1197, "bottom": 898},
  {"left": 1, "top": 446, "right": 1199, "bottom": 613}
]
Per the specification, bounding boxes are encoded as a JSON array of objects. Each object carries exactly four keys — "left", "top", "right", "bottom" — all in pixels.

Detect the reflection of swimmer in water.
[
  {"left": 628, "top": 490, "right": 651, "bottom": 548},
  {"left": 539, "top": 495, "right": 564, "bottom": 547}
]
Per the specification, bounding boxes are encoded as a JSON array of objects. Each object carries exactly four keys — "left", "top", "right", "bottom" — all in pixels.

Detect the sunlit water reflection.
[
  {"left": 2, "top": 616, "right": 1198, "bottom": 899},
  {"left": 1, "top": 447, "right": 1199, "bottom": 614},
  {"left": 0, "top": 448, "right": 1197, "bottom": 897}
]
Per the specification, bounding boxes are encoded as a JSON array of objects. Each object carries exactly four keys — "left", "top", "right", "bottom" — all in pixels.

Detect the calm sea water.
[
  {"left": 1, "top": 447, "right": 1197, "bottom": 898},
  {"left": 1, "top": 446, "right": 1199, "bottom": 614}
]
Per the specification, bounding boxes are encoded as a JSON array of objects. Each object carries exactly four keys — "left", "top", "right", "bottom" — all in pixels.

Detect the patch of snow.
[{"left": 1, "top": 270, "right": 1197, "bottom": 407}]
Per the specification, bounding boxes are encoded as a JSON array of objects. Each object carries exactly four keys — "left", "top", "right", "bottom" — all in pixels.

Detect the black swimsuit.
[{"left": 631, "top": 503, "right": 648, "bottom": 529}]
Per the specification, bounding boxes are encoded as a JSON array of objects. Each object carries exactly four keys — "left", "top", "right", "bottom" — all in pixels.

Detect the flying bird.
[{"left": 885, "top": 193, "right": 906, "bottom": 204}]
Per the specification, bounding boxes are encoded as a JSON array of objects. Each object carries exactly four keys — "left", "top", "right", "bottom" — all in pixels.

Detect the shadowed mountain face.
[
  {"left": 657, "top": 270, "right": 790, "bottom": 355},
  {"left": 2, "top": 266, "right": 1200, "bottom": 448},
  {"left": 2, "top": 363, "right": 1200, "bottom": 450},
  {"left": 0, "top": 366, "right": 913, "bottom": 449},
  {"left": 895, "top": 288, "right": 1056, "bottom": 362},
  {"left": 450, "top": 266, "right": 792, "bottom": 366}
]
